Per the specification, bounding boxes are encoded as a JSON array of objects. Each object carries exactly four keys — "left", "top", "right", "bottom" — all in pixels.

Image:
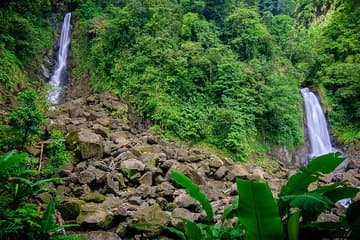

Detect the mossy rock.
[
  {"left": 76, "top": 203, "right": 114, "bottom": 229},
  {"left": 59, "top": 198, "right": 86, "bottom": 220},
  {"left": 82, "top": 192, "right": 106, "bottom": 203},
  {"left": 65, "top": 130, "right": 104, "bottom": 160}
]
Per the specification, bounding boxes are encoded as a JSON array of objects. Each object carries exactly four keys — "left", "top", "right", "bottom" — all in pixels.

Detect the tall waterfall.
[
  {"left": 301, "top": 88, "right": 334, "bottom": 161},
  {"left": 48, "top": 13, "right": 72, "bottom": 105}
]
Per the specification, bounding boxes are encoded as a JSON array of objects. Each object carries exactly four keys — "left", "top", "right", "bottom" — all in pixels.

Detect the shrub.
[
  {"left": 46, "top": 130, "right": 68, "bottom": 174},
  {"left": 0, "top": 150, "right": 74, "bottom": 240},
  {"left": 9, "top": 89, "right": 44, "bottom": 146}
]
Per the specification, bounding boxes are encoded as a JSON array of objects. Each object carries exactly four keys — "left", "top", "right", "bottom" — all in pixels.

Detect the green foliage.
[
  {"left": 0, "top": 150, "right": 27, "bottom": 172},
  {"left": 280, "top": 152, "right": 345, "bottom": 197},
  {"left": 0, "top": 150, "right": 71, "bottom": 240},
  {"left": 236, "top": 179, "right": 283, "bottom": 240},
  {"left": 8, "top": 89, "right": 44, "bottom": 146},
  {"left": 224, "top": 4, "right": 272, "bottom": 60},
  {"left": 294, "top": 0, "right": 360, "bottom": 144},
  {"left": 279, "top": 153, "right": 359, "bottom": 238},
  {"left": 46, "top": 130, "right": 69, "bottom": 174},
  {"left": 72, "top": 0, "right": 304, "bottom": 160}
]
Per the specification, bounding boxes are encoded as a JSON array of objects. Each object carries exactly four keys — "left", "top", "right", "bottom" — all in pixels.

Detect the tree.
[{"left": 224, "top": 4, "right": 272, "bottom": 60}]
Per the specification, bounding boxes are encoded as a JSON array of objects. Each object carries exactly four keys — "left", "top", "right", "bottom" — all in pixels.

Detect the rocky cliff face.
[{"left": 42, "top": 92, "right": 359, "bottom": 240}]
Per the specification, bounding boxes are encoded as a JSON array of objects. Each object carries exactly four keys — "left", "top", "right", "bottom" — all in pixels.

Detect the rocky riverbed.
[{"left": 38, "top": 92, "right": 360, "bottom": 240}]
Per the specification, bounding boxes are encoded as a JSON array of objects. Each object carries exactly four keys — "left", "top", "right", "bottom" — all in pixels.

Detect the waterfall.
[
  {"left": 301, "top": 88, "right": 334, "bottom": 162},
  {"left": 48, "top": 13, "right": 72, "bottom": 105}
]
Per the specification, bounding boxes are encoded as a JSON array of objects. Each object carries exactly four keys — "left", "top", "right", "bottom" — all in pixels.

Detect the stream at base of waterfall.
[{"left": 301, "top": 87, "right": 354, "bottom": 207}]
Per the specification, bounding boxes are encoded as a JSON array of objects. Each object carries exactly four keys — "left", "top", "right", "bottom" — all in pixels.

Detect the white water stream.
[{"left": 48, "top": 13, "right": 72, "bottom": 105}]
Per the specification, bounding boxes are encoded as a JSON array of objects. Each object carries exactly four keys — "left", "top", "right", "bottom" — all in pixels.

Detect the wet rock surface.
[{"left": 44, "top": 92, "right": 360, "bottom": 240}]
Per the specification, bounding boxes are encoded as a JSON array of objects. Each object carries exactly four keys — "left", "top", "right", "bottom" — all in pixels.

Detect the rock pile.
[
  {"left": 44, "top": 92, "right": 359, "bottom": 240},
  {"left": 45, "top": 92, "right": 287, "bottom": 239}
]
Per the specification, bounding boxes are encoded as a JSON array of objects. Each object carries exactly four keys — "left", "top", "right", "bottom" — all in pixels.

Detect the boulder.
[
  {"left": 209, "top": 156, "right": 224, "bottom": 168},
  {"left": 110, "top": 131, "right": 131, "bottom": 146},
  {"left": 169, "top": 163, "right": 204, "bottom": 184},
  {"left": 88, "top": 231, "right": 121, "bottom": 240},
  {"left": 89, "top": 110, "right": 107, "bottom": 121},
  {"left": 104, "top": 141, "right": 112, "bottom": 155},
  {"left": 25, "top": 144, "right": 41, "bottom": 157},
  {"left": 226, "top": 164, "right": 249, "bottom": 181},
  {"left": 133, "top": 203, "right": 170, "bottom": 233},
  {"left": 78, "top": 130, "right": 104, "bottom": 159},
  {"left": 119, "top": 159, "right": 146, "bottom": 172},
  {"left": 214, "top": 166, "right": 227, "bottom": 180},
  {"left": 77, "top": 203, "right": 114, "bottom": 229},
  {"left": 78, "top": 170, "right": 96, "bottom": 184},
  {"left": 59, "top": 198, "right": 86, "bottom": 220},
  {"left": 69, "top": 106, "right": 84, "bottom": 118},
  {"left": 139, "top": 172, "right": 153, "bottom": 186},
  {"left": 93, "top": 124, "right": 110, "bottom": 138},
  {"left": 67, "top": 130, "right": 104, "bottom": 160},
  {"left": 36, "top": 192, "right": 52, "bottom": 203},
  {"left": 96, "top": 117, "right": 111, "bottom": 127},
  {"left": 156, "top": 182, "right": 175, "bottom": 197},
  {"left": 131, "top": 145, "right": 161, "bottom": 157},
  {"left": 105, "top": 172, "right": 126, "bottom": 194},
  {"left": 172, "top": 207, "right": 200, "bottom": 222},
  {"left": 93, "top": 167, "right": 107, "bottom": 183},
  {"left": 136, "top": 184, "right": 157, "bottom": 198},
  {"left": 102, "top": 195, "right": 130, "bottom": 217},
  {"left": 174, "top": 193, "right": 198, "bottom": 209}
]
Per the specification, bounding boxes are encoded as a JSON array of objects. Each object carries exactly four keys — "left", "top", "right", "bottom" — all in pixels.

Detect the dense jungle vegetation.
[
  {"left": 1, "top": 0, "right": 359, "bottom": 159},
  {"left": 69, "top": 0, "right": 360, "bottom": 159}
]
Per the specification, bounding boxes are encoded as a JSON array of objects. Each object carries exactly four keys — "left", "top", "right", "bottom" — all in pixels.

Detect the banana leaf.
[
  {"left": 280, "top": 152, "right": 344, "bottom": 196},
  {"left": 236, "top": 179, "right": 283, "bottom": 240}
]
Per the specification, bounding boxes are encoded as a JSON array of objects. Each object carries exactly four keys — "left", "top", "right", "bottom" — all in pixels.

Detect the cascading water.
[
  {"left": 48, "top": 13, "right": 72, "bottom": 105},
  {"left": 301, "top": 88, "right": 335, "bottom": 162},
  {"left": 301, "top": 88, "right": 353, "bottom": 207}
]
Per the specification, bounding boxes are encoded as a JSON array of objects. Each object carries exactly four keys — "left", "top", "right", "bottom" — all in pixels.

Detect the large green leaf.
[
  {"left": 323, "top": 187, "right": 360, "bottom": 203},
  {"left": 312, "top": 181, "right": 344, "bottom": 194},
  {"left": 165, "top": 226, "right": 186, "bottom": 240},
  {"left": 171, "top": 170, "right": 214, "bottom": 223},
  {"left": 40, "top": 198, "right": 56, "bottom": 236},
  {"left": 183, "top": 219, "right": 204, "bottom": 240},
  {"left": 280, "top": 152, "right": 344, "bottom": 196},
  {"left": 0, "top": 150, "right": 27, "bottom": 173},
  {"left": 236, "top": 179, "right": 283, "bottom": 240},
  {"left": 281, "top": 192, "right": 333, "bottom": 212}
]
